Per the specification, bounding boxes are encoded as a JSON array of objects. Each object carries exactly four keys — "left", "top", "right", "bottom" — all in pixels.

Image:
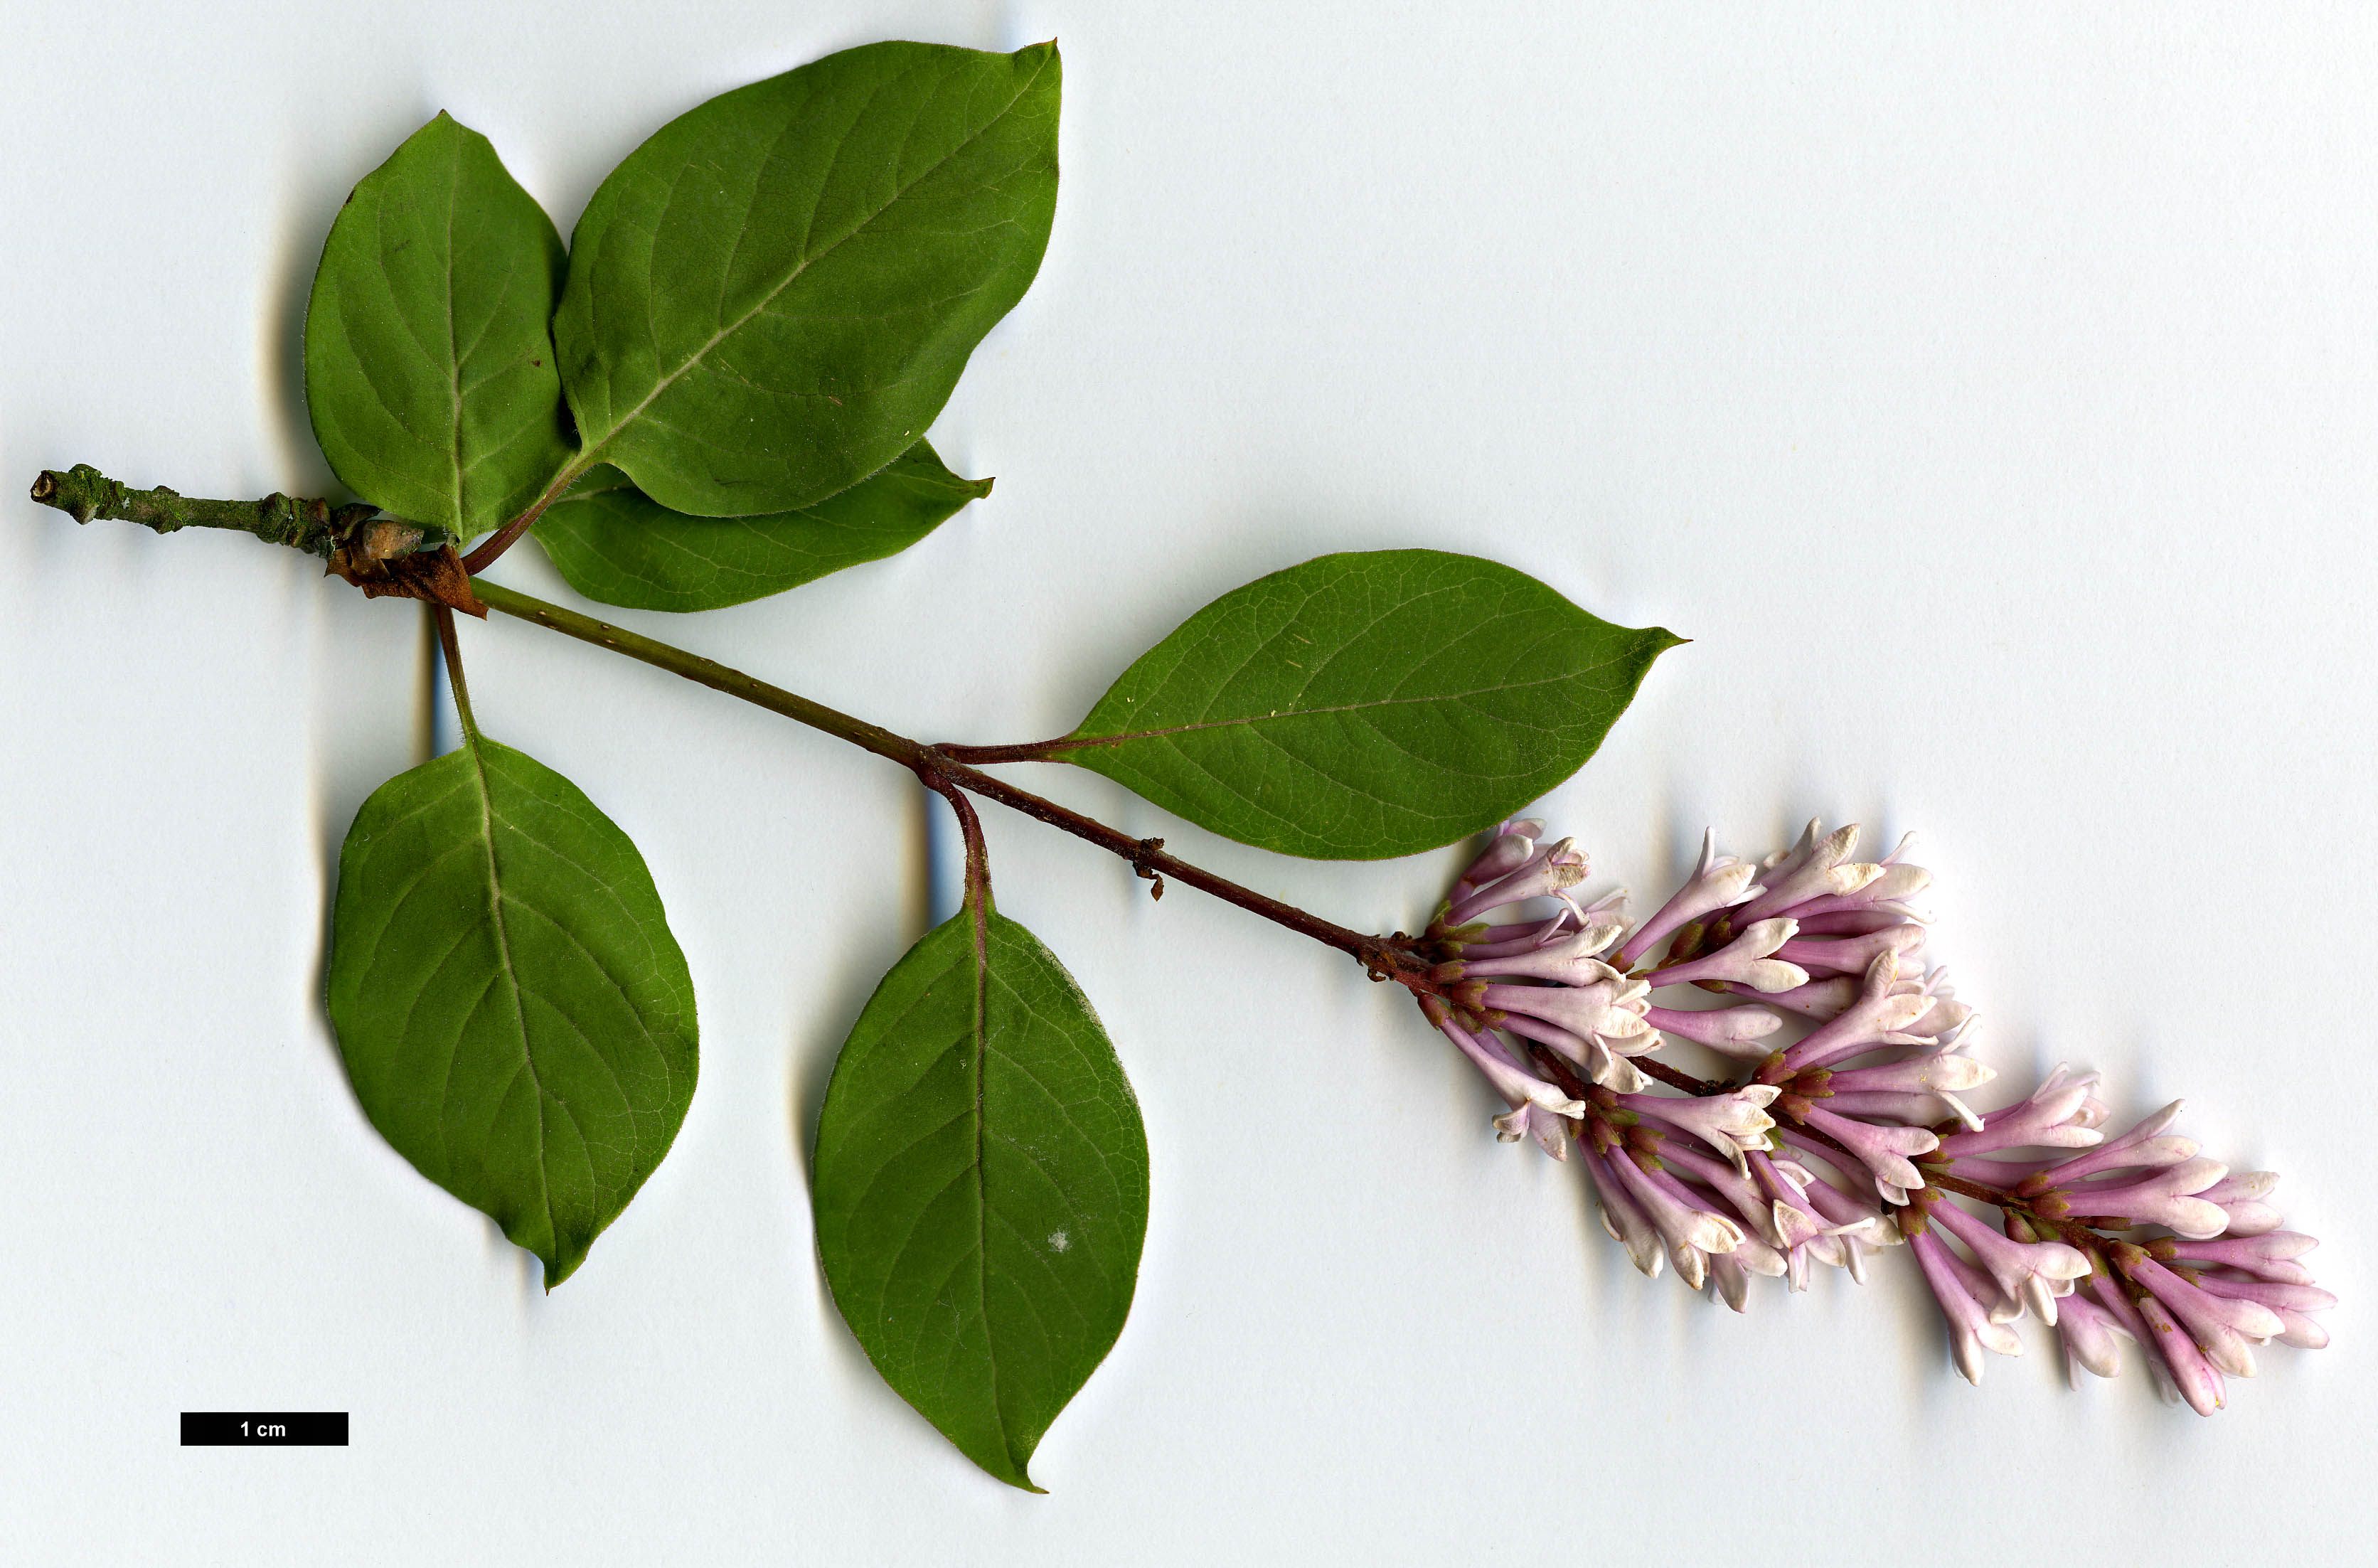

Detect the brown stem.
[
  {"left": 459, "top": 461, "right": 590, "bottom": 575},
  {"left": 1527, "top": 1042, "right": 1593, "bottom": 1105},
  {"left": 469, "top": 580, "right": 1434, "bottom": 988},
  {"left": 1923, "top": 1169, "right": 2004, "bottom": 1206},
  {"left": 1922, "top": 1168, "right": 2123, "bottom": 1256},
  {"left": 934, "top": 737, "right": 1074, "bottom": 765},
  {"left": 1634, "top": 1057, "right": 1724, "bottom": 1097},
  {"left": 929, "top": 750, "right": 1427, "bottom": 981},
  {"left": 913, "top": 764, "right": 992, "bottom": 916}
]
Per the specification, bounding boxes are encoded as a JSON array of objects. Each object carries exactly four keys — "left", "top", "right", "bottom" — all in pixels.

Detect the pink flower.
[
  {"left": 1933, "top": 1065, "right": 2106, "bottom": 1161},
  {"left": 1640, "top": 1002, "right": 1784, "bottom": 1060},
  {"left": 1779, "top": 952, "right": 1956, "bottom": 1073},
  {"left": 1736, "top": 821, "right": 1884, "bottom": 924},
  {"left": 1927, "top": 1200, "right": 2090, "bottom": 1325},
  {"left": 1444, "top": 834, "right": 1588, "bottom": 927},
  {"left": 2033, "top": 1158, "right": 2231, "bottom": 1239},
  {"left": 2119, "top": 1250, "right": 2284, "bottom": 1378},
  {"left": 1410, "top": 816, "right": 2328, "bottom": 1407},
  {"left": 1580, "top": 1146, "right": 1667, "bottom": 1279},
  {"left": 2054, "top": 1288, "right": 2131, "bottom": 1382},
  {"left": 1426, "top": 1006, "right": 1584, "bottom": 1155},
  {"left": 1614, "top": 828, "right": 1764, "bottom": 969},
  {"left": 1646, "top": 917, "right": 1808, "bottom": 993},
  {"left": 1619, "top": 1086, "right": 1781, "bottom": 1173},
  {"left": 1909, "top": 1229, "right": 2023, "bottom": 1385}
]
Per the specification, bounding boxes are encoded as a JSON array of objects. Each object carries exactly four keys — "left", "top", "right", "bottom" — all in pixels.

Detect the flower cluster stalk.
[{"left": 466, "top": 580, "right": 1436, "bottom": 985}]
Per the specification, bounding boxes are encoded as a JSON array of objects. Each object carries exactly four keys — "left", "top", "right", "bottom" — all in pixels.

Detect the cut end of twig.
[{"left": 28, "top": 466, "right": 107, "bottom": 523}]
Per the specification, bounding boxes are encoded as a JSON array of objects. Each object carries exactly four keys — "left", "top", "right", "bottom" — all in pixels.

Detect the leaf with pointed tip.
[
  {"left": 534, "top": 439, "right": 990, "bottom": 612},
  {"left": 326, "top": 735, "right": 696, "bottom": 1288},
  {"left": 304, "top": 111, "right": 575, "bottom": 536},
  {"left": 1049, "top": 550, "right": 1682, "bottom": 860},
  {"left": 813, "top": 906, "right": 1146, "bottom": 1491},
  {"left": 554, "top": 40, "right": 1059, "bottom": 517}
]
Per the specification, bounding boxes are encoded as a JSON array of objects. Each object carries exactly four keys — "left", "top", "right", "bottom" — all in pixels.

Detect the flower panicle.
[{"left": 1413, "top": 816, "right": 2328, "bottom": 1412}]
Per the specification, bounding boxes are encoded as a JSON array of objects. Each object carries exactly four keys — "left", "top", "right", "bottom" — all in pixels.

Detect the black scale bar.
[{"left": 180, "top": 1412, "right": 348, "bottom": 1446}]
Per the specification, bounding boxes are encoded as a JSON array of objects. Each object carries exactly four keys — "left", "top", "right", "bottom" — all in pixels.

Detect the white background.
[{"left": 4, "top": 2, "right": 2372, "bottom": 1561}]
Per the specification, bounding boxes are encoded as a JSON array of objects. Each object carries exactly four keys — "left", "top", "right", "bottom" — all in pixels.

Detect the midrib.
[
  {"left": 584, "top": 55, "right": 1049, "bottom": 453},
  {"left": 465, "top": 742, "right": 553, "bottom": 1242}
]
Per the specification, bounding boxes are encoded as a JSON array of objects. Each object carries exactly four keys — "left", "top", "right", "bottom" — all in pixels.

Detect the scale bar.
[{"left": 180, "top": 1412, "right": 348, "bottom": 1446}]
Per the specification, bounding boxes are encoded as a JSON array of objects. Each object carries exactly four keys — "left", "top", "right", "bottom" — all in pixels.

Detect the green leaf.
[
  {"left": 534, "top": 439, "right": 991, "bottom": 612},
  {"left": 813, "top": 905, "right": 1147, "bottom": 1491},
  {"left": 1052, "top": 550, "right": 1682, "bottom": 860},
  {"left": 304, "top": 112, "right": 575, "bottom": 537},
  {"left": 553, "top": 40, "right": 1059, "bottom": 517},
  {"left": 326, "top": 735, "right": 697, "bottom": 1288}
]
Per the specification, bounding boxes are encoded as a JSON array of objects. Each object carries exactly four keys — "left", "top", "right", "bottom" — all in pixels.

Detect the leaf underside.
[
  {"left": 813, "top": 908, "right": 1148, "bottom": 1491},
  {"left": 1060, "top": 549, "right": 1683, "bottom": 860},
  {"left": 535, "top": 439, "right": 991, "bottom": 612},
  {"left": 327, "top": 736, "right": 697, "bottom": 1288},
  {"left": 553, "top": 40, "right": 1060, "bottom": 518},
  {"left": 304, "top": 111, "right": 575, "bottom": 536}
]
